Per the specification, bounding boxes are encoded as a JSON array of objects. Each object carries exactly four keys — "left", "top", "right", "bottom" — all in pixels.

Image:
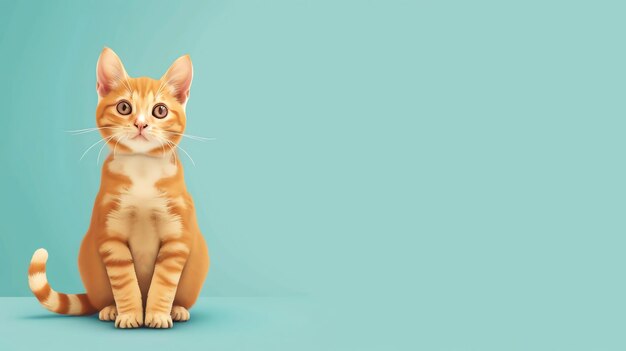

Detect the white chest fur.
[{"left": 105, "top": 153, "right": 182, "bottom": 291}]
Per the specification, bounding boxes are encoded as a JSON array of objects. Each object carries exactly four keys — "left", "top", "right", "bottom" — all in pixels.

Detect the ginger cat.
[{"left": 27, "top": 48, "right": 209, "bottom": 329}]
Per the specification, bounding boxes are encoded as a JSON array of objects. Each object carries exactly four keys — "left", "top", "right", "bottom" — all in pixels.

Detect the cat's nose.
[{"left": 134, "top": 122, "right": 148, "bottom": 132}]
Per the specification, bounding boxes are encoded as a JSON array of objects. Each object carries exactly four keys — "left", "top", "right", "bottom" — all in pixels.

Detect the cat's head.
[{"left": 95, "top": 47, "right": 193, "bottom": 155}]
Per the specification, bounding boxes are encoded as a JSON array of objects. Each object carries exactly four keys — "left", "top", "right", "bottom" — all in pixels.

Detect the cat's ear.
[
  {"left": 161, "top": 55, "right": 193, "bottom": 105},
  {"left": 96, "top": 47, "right": 128, "bottom": 97}
]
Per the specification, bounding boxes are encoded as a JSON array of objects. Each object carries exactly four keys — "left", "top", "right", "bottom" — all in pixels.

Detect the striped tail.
[{"left": 28, "top": 248, "right": 97, "bottom": 315}]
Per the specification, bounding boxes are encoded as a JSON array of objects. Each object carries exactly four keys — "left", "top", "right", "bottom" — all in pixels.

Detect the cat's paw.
[
  {"left": 145, "top": 311, "right": 173, "bottom": 328},
  {"left": 171, "top": 306, "right": 190, "bottom": 322},
  {"left": 114, "top": 310, "right": 143, "bottom": 329},
  {"left": 98, "top": 305, "right": 117, "bottom": 321}
]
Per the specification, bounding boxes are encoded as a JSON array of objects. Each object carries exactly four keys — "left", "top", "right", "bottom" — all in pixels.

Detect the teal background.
[{"left": 2, "top": 0, "right": 626, "bottom": 350}]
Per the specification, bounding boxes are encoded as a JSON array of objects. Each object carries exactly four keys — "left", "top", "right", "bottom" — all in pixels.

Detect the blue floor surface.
[{"left": 0, "top": 297, "right": 342, "bottom": 351}]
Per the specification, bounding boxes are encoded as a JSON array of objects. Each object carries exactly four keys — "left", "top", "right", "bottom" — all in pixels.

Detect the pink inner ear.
[
  {"left": 173, "top": 86, "right": 190, "bottom": 104},
  {"left": 163, "top": 55, "right": 193, "bottom": 104},
  {"left": 96, "top": 48, "right": 127, "bottom": 97},
  {"left": 96, "top": 81, "right": 109, "bottom": 96},
  {"left": 96, "top": 62, "right": 120, "bottom": 96},
  {"left": 166, "top": 74, "right": 192, "bottom": 104}
]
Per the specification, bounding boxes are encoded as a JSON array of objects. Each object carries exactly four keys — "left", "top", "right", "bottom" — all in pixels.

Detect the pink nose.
[{"left": 134, "top": 121, "right": 148, "bottom": 132}]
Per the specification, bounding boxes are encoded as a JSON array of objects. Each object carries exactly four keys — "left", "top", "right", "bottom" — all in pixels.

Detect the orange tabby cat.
[{"left": 27, "top": 47, "right": 209, "bottom": 329}]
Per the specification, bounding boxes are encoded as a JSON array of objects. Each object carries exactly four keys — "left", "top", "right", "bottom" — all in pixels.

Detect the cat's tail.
[{"left": 28, "top": 248, "right": 97, "bottom": 315}]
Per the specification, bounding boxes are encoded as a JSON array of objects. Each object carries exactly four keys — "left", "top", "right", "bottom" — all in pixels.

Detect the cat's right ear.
[{"left": 96, "top": 47, "right": 128, "bottom": 97}]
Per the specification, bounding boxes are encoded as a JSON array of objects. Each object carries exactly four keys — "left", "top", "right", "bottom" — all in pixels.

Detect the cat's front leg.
[
  {"left": 98, "top": 236, "right": 144, "bottom": 328},
  {"left": 145, "top": 238, "right": 190, "bottom": 328}
]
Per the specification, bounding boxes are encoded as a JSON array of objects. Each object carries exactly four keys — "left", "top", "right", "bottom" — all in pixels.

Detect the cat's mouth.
[
  {"left": 132, "top": 134, "right": 149, "bottom": 141},
  {"left": 118, "top": 132, "right": 162, "bottom": 154}
]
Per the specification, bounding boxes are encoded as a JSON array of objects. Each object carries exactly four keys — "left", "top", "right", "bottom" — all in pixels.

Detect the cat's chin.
[{"left": 118, "top": 136, "right": 163, "bottom": 154}]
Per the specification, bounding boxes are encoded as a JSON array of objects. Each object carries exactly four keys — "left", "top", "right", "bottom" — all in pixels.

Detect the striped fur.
[
  {"left": 28, "top": 248, "right": 97, "bottom": 315},
  {"left": 26, "top": 48, "right": 209, "bottom": 328}
]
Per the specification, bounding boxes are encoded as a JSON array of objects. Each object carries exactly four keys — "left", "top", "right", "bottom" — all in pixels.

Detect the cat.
[{"left": 27, "top": 47, "right": 209, "bottom": 329}]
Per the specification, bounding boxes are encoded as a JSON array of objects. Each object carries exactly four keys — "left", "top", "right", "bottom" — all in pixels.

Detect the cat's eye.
[
  {"left": 116, "top": 100, "right": 132, "bottom": 115},
  {"left": 152, "top": 104, "right": 168, "bottom": 119}
]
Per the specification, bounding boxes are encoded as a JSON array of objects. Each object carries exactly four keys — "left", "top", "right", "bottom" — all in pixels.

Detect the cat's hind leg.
[
  {"left": 79, "top": 232, "right": 115, "bottom": 310},
  {"left": 173, "top": 232, "right": 209, "bottom": 312},
  {"left": 171, "top": 306, "right": 190, "bottom": 322},
  {"left": 98, "top": 305, "right": 117, "bottom": 321}
]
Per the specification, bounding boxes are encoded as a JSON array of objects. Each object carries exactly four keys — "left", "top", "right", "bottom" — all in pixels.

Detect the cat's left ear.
[
  {"left": 96, "top": 47, "right": 128, "bottom": 97},
  {"left": 161, "top": 55, "right": 193, "bottom": 105}
]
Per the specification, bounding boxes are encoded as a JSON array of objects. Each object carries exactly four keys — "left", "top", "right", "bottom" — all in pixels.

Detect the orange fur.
[{"left": 28, "top": 48, "right": 209, "bottom": 328}]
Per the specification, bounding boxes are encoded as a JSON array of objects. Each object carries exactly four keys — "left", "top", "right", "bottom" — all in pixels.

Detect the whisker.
[
  {"left": 164, "top": 131, "right": 216, "bottom": 142},
  {"left": 96, "top": 135, "right": 118, "bottom": 165},
  {"left": 159, "top": 136, "right": 166, "bottom": 157},
  {"left": 171, "top": 142, "right": 195, "bottom": 166},
  {"left": 65, "top": 127, "right": 125, "bottom": 135},
  {"left": 162, "top": 138, "right": 178, "bottom": 167},
  {"left": 169, "top": 144, "right": 178, "bottom": 167},
  {"left": 113, "top": 135, "right": 125, "bottom": 158},
  {"left": 65, "top": 128, "right": 99, "bottom": 133},
  {"left": 169, "top": 143, "right": 178, "bottom": 167},
  {"left": 152, "top": 134, "right": 179, "bottom": 167},
  {"left": 79, "top": 137, "right": 109, "bottom": 161},
  {"left": 154, "top": 133, "right": 180, "bottom": 167}
]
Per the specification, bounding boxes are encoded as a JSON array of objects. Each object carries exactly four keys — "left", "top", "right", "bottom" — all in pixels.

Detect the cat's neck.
[
  {"left": 111, "top": 150, "right": 177, "bottom": 161},
  {"left": 107, "top": 150, "right": 180, "bottom": 171},
  {"left": 107, "top": 150, "right": 180, "bottom": 181}
]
